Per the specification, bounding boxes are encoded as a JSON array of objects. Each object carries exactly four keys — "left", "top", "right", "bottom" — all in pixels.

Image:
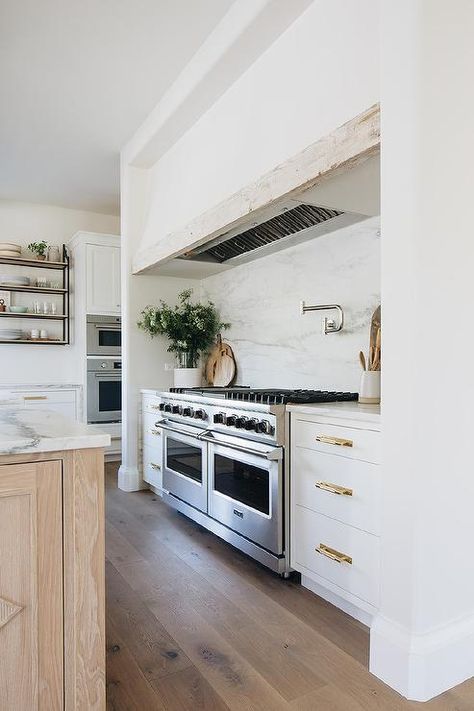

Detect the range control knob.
[
  {"left": 158, "top": 403, "right": 165, "bottom": 411},
  {"left": 194, "top": 409, "right": 206, "bottom": 420},
  {"left": 172, "top": 405, "right": 182, "bottom": 414},
  {"left": 182, "top": 407, "right": 194, "bottom": 417},
  {"left": 244, "top": 418, "right": 257, "bottom": 431},
  {"left": 235, "top": 416, "right": 247, "bottom": 429},
  {"left": 226, "top": 414, "right": 237, "bottom": 427},
  {"left": 256, "top": 419, "right": 273, "bottom": 435},
  {"left": 213, "top": 412, "right": 225, "bottom": 424},
  {"left": 164, "top": 403, "right": 172, "bottom": 413}
]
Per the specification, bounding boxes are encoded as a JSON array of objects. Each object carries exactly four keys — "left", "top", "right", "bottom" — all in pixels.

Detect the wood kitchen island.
[{"left": 0, "top": 408, "right": 110, "bottom": 710}]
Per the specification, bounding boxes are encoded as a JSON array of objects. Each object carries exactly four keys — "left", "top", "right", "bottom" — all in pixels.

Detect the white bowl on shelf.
[{"left": 0, "top": 243, "right": 21, "bottom": 252}]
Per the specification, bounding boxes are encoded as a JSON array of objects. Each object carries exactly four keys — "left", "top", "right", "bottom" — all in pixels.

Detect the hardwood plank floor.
[{"left": 105, "top": 464, "right": 474, "bottom": 710}]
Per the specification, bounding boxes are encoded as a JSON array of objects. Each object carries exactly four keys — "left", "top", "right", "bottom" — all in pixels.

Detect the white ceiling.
[{"left": 0, "top": 0, "right": 234, "bottom": 215}]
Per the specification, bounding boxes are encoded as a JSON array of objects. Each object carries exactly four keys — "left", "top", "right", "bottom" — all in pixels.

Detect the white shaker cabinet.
[
  {"left": 86, "top": 243, "right": 121, "bottom": 315},
  {"left": 289, "top": 402, "right": 381, "bottom": 626},
  {"left": 140, "top": 391, "right": 164, "bottom": 492}
]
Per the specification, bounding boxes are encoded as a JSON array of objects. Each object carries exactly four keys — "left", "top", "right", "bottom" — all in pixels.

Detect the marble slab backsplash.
[{"left": 201, "top": 216, "right": 380, "bottom": 392}]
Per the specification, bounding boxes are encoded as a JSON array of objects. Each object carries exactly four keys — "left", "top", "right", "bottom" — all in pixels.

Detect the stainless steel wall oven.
[
  {"left": 87, "top": 315, "right": 121, "bottom": 356},
  {"left": 87, "top": 359, "right": 122, "bottom": 423}
]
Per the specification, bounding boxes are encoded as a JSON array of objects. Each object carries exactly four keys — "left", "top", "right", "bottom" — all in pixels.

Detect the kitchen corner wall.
[{"left": 201, "top": 216, "right": 380, "bottom": 392}]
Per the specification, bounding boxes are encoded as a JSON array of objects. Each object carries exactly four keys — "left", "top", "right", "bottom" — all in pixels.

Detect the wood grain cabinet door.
[{"left": 0, "top": 460, "right": 63, "bottom": 710}]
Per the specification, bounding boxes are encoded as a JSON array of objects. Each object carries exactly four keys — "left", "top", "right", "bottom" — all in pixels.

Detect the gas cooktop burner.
[{"left": 169, "top": 386, "right": 358, "bottom": 405}]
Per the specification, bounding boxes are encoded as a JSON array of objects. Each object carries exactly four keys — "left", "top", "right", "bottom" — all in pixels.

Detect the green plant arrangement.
[
  {"left": 27, "top": 240, "right": 49, "bottom": 259},
  {"left": 137, "top": 289, "right": 230, "bottom": 368}
]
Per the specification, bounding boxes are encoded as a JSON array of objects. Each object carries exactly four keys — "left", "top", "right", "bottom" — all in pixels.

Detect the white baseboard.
[
  {"left": 117, "top": 465, "right": 146, "bottom": 492},
  {"left": 370, "top": 612, "right": 474, "bottom": 701},
  {"left": 301, "top": 575, "right": 374, "bottom": 627}
]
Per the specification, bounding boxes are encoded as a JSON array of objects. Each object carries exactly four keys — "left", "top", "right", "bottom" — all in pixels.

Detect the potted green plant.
[
  {"left": 27, "top": 240, "right": 49, "bottom": 261},
  {"left": 137, "top": 289, "right": 230, "bottom": 387}
]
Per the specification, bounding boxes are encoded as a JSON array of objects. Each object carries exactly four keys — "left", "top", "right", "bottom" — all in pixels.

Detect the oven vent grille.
[{"left": 183, "top": 204, "right": 343, "bottom": 264}]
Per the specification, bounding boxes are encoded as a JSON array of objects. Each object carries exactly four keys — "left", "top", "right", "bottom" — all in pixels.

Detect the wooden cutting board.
[{"left": 205, "top": 335, "right": 236, "bottom": 387}]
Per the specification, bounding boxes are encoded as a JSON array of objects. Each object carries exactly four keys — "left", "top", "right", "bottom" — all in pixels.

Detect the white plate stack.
[
  {"left": 0, "top": 329, "right": 23, "bottom": 341},
  {"left": 0, "top": 275, "right": 29, "bottom": 286},
  {"left": 0, "top": 242, "right": 22, "bottom": 258}
]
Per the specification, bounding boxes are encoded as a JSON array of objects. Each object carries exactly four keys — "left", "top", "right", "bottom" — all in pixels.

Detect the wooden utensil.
[
  {"left": 359, "top": 351, "right": 366, "bottom": 371},
  {"left": 369, "top": 305, "right": 381, "bottom": 370},
  {"left": 205, "top": 335, "right": 236, "bottom": 386}
]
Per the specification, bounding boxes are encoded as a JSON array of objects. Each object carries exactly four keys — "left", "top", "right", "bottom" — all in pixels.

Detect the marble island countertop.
[{"left": 0, "top": 409, "right": 110, "bottom": 455}]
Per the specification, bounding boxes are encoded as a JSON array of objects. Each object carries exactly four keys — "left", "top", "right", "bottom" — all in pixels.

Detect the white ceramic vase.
[
  {"left": 359, "top": 370, "right": 381, "bottom": 404},
  {"left": 173, "top": 367, "right": 202, "bottom": 388}
]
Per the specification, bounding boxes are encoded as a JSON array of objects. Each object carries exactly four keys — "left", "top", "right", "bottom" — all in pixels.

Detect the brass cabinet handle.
[
  {"left": 315, "top": 434, "right": 353, "bottom": 448},
  {"left": 23, "top": 395, "right": 48, "bottom": 400},
  {"left": 150, "top": 429, "right": 162, "bottom": 436},
  {"left": 151, "top": 405, "right": 161, "bottom": 410},
  {"left": 315, "top": 481, "right": 353, "bottom": 497},
  {"left": 150, "top": 462, "right": 161, "bottom": 470},
  {"left": 315, "top": 543, "right": 352, "bottom": 565}
]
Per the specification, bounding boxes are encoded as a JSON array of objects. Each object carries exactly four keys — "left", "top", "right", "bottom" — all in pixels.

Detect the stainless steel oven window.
[
  {"left": 98, "top": 378, "right": 121, "bottom": 414},
  {"left": 162, "top": 428, "right": 209, "bottom": 513},
  {"left": 213, "top": 453, "right": 270, "bottom": 514},
  {"left": 166, "top": 437, "right": 203, "bottom": 483}
]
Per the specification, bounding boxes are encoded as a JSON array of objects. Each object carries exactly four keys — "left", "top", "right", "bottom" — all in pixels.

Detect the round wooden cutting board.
[{"left": 205, "top": 335, "right": 236, "bottom": 387}]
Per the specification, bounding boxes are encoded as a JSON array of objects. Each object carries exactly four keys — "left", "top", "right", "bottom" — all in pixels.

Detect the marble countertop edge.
[{"left": 0, "top": 409, "right": 110, "bottom": 456}]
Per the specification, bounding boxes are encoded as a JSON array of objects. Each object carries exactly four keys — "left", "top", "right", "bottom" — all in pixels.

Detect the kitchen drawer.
[
  {"left": 291, "top": 506, "right": 380, "bottom": 607},
  {"left": 292, "top": 418, "right": 381, "bottom": 464},
  {"left": 142, "top": 411, "right": 163, "bottom": 448},
  {"left": 143, "top": 444, "right": 163, "bottom": 489},
  {"left": 142, "top": 393, "right": 162, "bottom": 415},
  {"left": 20, "top": 390, "right": 77, "bottom": 420},
  {"left": 19, "top": 390, "right": 76, "bottom": 404},
  {"left": 292, "top": 447, "right": 380, "bottom": 535}
]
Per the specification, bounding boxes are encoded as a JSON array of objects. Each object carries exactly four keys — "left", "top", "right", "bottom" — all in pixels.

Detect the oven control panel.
[
  {"left": 158, "top": 402, "right": 208, "bottom": 422},
  {"left": 155, "top": 394, "right": 281, "bottom": 445},
  {"left": 213, "top": 412, "right": 274, "bottom": 436}
]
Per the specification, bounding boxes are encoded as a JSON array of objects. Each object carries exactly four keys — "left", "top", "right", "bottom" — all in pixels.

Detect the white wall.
[
  {"left": 138, "top": 0, "right": 379, "bottom": 251},
  {"left": 0, "top": 200, "right": 119, "bottom": 384},
  {"left": 120, "top": 0, "right": 380, "bottom": 492},
  {"left": 202, "top": 217, "right": 380, "bottom": 391},
  {"left": 370, "top": 0, "right": 474, "bottom": 701}
]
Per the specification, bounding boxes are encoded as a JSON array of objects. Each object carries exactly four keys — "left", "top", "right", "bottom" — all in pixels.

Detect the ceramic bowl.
[{"left": 9, "top": 306, "right": 28, "bottom": 313}]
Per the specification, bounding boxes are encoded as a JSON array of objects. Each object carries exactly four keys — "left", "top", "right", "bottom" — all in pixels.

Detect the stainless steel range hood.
[
  {"left": 146, "top": 153, "right": 380, "bottom": 278},
  {"left": 179, "top": 203, "right": 350, "bottom": 266}
]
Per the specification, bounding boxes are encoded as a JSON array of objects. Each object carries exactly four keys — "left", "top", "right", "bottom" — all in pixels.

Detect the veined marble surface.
[
  {"left": 287, "top": 401, "right": 381, "bottom": 428},
  {"left": 0, "top": 383, "right": 82, "bottom": 391},
  {"left": 202, "top": 216, "right": 380, "bottom": 392},
  {"left": 0, "top": 409, "right": 110, "bottom": 455}
]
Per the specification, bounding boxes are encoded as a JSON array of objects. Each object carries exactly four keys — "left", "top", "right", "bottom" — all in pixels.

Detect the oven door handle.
[
  {"left": 197, "top": 432, "right": 282, "bottom": 461},
  {"left": 94, "top": 325, "right": 121, "bottom": 330},
  {"left": 153, "top": 419, "right": 204, "bottom": 440}
]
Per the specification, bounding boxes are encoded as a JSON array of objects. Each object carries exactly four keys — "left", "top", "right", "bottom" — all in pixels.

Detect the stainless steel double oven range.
[{"left": 154, "top": 387, "right": 358, "bottom": 576}]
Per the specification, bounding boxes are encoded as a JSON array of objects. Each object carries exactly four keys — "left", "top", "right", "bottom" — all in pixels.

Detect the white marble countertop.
[
  {"left": 0, "top": 409, "right": 110, "bottom": 455},
  {"left": 0, "top": 383, "right": 82, "bottom": 390},
  {"left": 287, "top": 401, "right": 381, "bottom": 426}
]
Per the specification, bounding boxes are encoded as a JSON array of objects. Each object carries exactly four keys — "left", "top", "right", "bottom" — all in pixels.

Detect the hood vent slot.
[{"left": 182, "top": 204, "right": 343, "bottom": 264}]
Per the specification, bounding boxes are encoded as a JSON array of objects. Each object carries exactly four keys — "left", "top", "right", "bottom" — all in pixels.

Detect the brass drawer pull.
[
  {"left": 150, "top": 429, "right": 162, "bottom": 436},
  {"left": 316, "top": 434, "right": 353, "bottom": 448},
  {"left": 150, "top": 462, "right": 161, "bottom": 470},
  {"left": 315, "top": 481, "right": 353, "bottom": 497},
  {"left": 23, "top": 395, "right": 48, "bottom": 401},
  {"left": 151, "top": 404, "right": 161, "bottom": 410},
  {"left": 316, "top": 543, "right": 352, "bottom": 565}
]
